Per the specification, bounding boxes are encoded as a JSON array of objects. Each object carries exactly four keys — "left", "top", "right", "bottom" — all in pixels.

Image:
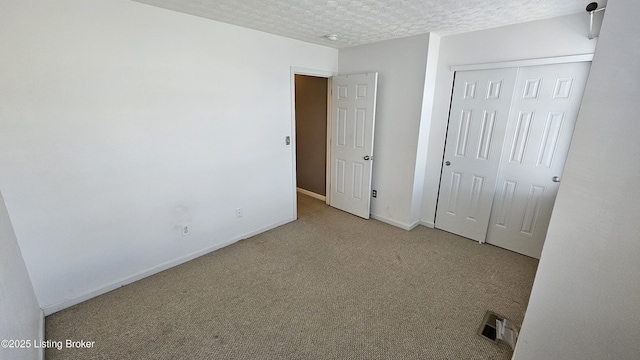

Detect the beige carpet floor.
[{"left": 45, "top": 194, "right": 538, "bottom": 359}]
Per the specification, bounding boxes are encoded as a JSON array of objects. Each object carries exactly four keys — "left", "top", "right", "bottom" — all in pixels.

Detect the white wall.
[
  {"left": 0, "top": 0, "right": 337, "bottom": 313},
  {"left": 338, "top": 34, "right": 431, "bottom": 229},
  {"left": 514, "top": 1, "right": 640, "bottom": 358},
  {"left": 0, "top": 190, "right": 41, "bottom": 360},
  {"left": 420, "top": 13, "right": 598, "bottom": 226},
  {"left": 412, "top": 33, "right": 441, "bottom": 226}
]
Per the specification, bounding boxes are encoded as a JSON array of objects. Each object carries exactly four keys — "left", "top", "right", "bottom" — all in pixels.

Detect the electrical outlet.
[
  {"left": 372, "top": 190, "right": 377, "bottom": 198},
  {"left": 236, "top": 208, "right": 243, "bottom": 218},
  {"left": 181, "top": 224, "right": 190, "bottom": 236}
]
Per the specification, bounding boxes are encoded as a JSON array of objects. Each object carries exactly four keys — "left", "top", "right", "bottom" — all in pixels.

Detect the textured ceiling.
[{"left": 131, "top": 0, "right": 599, "bottom": 48}]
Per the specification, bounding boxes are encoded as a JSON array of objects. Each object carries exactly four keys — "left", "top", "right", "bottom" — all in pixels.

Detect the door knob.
[
  {"left": 364, "top": 155, "right": 371, "bottom": 161},
  {"left": 552, "top": 176, "right": 561, "bottom": 183},
  {"left": 445, "top": 161, "right": 451, "bottom": 166}
]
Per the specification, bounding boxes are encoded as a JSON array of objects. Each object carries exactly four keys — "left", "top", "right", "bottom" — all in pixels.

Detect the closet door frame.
[{"left": 449, "top": 54, "right": 593, "bottom": 73}]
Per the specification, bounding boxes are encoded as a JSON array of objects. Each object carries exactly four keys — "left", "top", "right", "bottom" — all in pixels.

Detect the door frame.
[{"left": 290, "top": 67, "right": 336, "bottom": 218}]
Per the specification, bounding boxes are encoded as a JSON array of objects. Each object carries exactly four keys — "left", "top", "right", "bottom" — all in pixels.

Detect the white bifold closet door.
[
  {"left": 436, "top": 62, "right": 591, "bottom": 259},
  {"left": 436, "top": 68, "right": 518, "bottom": 242}
]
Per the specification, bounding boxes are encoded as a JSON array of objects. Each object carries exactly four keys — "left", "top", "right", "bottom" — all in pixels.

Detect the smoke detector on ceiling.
[{"left": 324, "top": 34, "right": 338, "bottom": 41}]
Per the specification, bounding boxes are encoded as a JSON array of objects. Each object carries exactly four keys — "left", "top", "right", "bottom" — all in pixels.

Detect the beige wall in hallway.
[{"left": 295, "top": 75, "right": 328, "bottom": 196}]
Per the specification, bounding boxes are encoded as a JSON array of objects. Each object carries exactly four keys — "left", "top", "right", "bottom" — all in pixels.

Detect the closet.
[{"left": 436, "top": 61, "right": 591, "bottom": 258}]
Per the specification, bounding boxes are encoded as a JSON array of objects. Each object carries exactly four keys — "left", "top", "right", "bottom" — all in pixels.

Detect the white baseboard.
[
  {"left": 419, "top": 220, "right": 435, "bottom": 228},
  {"left": 370, "top": 214, "right": 420, "bottom": 231},
  {"left": 296, "top": 187, "right": 326, "bottom": 201},
  {"left": 42, "top": 217, "right": 295, "bottom": 316}
]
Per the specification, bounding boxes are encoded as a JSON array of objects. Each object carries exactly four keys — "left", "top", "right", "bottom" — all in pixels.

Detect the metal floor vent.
[
  {"left": 478, "top": 310, "right": 503, "bottom": 343},
  {"left": 477, "top": 310, "right": 520, "bottom": 349}
]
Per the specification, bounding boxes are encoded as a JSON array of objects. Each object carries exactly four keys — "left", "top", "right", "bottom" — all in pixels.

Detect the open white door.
[{"left": 329, "top": 73, "right": 378, "bottom": 219}]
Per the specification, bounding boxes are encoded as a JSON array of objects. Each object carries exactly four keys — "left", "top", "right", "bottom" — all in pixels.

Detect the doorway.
[
  {"left": 294, "top": 74, "right": 329, "bottom": 201},
  {"left": 292, "top": 70, "right": 379, "bottom": 220}
]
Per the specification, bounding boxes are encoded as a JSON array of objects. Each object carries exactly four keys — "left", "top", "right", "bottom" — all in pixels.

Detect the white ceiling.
[{"left": 131, "top": 0, "right": 598, "bottom": 48}]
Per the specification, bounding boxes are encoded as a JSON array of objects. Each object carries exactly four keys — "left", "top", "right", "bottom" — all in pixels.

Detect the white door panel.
[
  {"left": 487, "top": 62, "right": 591, "bottom": 258},
  {"left": 329, "top": 73, "right": 378, "bottom": 219},
  {"left": 436, "top": 68, "right": 518, "bottom": 241}
]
